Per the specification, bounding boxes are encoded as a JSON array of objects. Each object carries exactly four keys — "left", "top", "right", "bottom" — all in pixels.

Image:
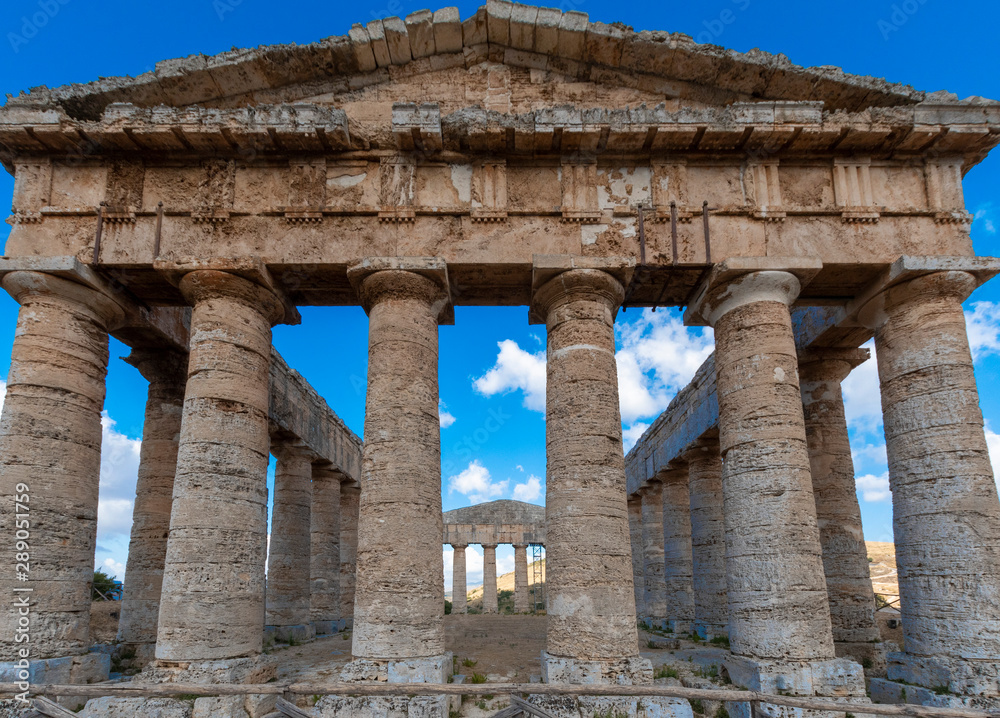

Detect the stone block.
[
  {"left": 541, "top": 652, "right": 653, "bottom": 685},
  {"left": 509, "top": 4, "right": 538, "bottom": 50},
  {"left": 348, "top": 25, "right": 378, "bottom": 73},
  {"left": 366, "top": 20, "right": 392, "bottom": 68},
  {"left": 72, "top": 651, "right": 112, "bottom": 684},
  {"left": 193, "top": 696, "right": 249, "bottom": 718},
  {"left": 383, "top": 17, "right": 412, "bottom": 65},
  {"left": 387, "top": 653, "right": 451, "bottom": 683},
  {"left": 316, "top": 695, "right": 448, "bottom": 717},
  {"left": 486, "top": 0, "right": 512, "bottom": 45},
  {"left": 432, "top": 8, "right": 462, "bottom": 54},
  {"left": 534, "top": 7, "right": 561, "bottom": 55},
  {"left": 461, "top": 7, "right": 488, "bottom": 47},
  {"left": 81, "top": 697, "right": 194, "bottom": 717},
  {"left": 557, "top": 11, "right": 588, "bottom": 61},
  {"left": 886, "top": 652, "right": 1000, "bottom": 696},
  {"left": 270, "top": 623, "right": 316, "bottom": 645},
  {"left": 648, "top": 638, "right": 681, "bottom": 650},
  {"left": 313, "top": 620, "right": 337, "bottom": 636},
  {"left": 405, "top": 10, "right": 435, "bottom": 59}
]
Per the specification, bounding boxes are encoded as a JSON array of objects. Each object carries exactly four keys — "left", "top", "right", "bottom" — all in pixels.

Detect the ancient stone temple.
[{"left": 1, "top": 1, "right": 999, "bottom": 716}]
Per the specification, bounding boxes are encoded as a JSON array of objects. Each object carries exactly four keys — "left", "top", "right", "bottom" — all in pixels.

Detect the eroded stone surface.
[
  {"left": 684, "top": 440, "right": 728, "bottom": 639},
  {"left": 310, "top": 468, "right": 342, "bottom": 625},
  {"left": 639, "top": 481, "right": 667, "bottom": 625},
  {"left": 483, "top": 544, "right": 499, "bottom": 614},
  {"left": 266, "top": 443, "right": 314, "bottom": 630},
  {"left": 660, "top": 467, "right": 695, "bottom": 634}
]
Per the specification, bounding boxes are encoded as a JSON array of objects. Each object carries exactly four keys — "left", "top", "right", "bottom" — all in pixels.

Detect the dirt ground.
[{"left": 89, "top": 601, "right": 121, "bottom": 643}]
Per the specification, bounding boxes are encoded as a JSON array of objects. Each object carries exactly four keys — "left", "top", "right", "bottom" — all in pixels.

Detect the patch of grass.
[
  {"left": 875, "top": 593, "right": 891, "bottom": 610},
  {"left": 462, "top": 657, "right": 478, "bottom": 667},
  {"left": 696, "top": 665, "right": 719, "bottom": 679},
  {"left": 654, "top": 665, "right": 679, "bottom": 679},
  {"left": 690, "top": 698, "right": 705, "bottom": 714},
  {"left": 688, "top": 632, "right": 704, "bottom": 643},
  {"left": 647, "top": 639, "right": 659, "bottom": 649},
  {"left": 593, "top": 709, "right": 629, "bottom": 718},
  {"left": 861, "top": 657, "right": 873, "bottom": 669},
  {"left": 287, "top": 636, "right": 299, "bottom": 647},
  {"left": 709, "top": 635, "right": 730, "bottom": 647},
  {"left": 476, "top": 699, "right": 488, "bottom": 710},
  {"left": 470, "top": 672, "right": 488, "bottom": 684},
  {"left": 933, "top": 685, "right": 954, "bottom": 696},
  {"left": 715, "top": 707, "right": 729, "bottom": 718},
  {"left": 312, "top": 695, "right": 322, "bottom": 705},
  {"left": 342, "top": 633, "right": 350, "bottom": 640},
  {"left": 846, "top": 713, "right": 856, "bottom": 718}
]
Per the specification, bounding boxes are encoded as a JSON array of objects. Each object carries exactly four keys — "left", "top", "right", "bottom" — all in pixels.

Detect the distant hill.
[{"left": 460, "top": 558, "right": 546, "bottom": 612}]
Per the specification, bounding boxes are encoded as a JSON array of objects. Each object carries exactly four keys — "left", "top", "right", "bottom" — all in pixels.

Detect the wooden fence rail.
[{"left": 2, "top": 681, "right": 999, "bottom": 718}]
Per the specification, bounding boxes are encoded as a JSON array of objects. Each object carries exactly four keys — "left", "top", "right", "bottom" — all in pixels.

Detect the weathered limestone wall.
[
  {"left": 627, "top": 496, "right": 645, "bottom": 620},
  {"left": 156, "top": 270, "right": 282, "bottom": 663},
  {"left": 639, "top": 482, "right": 667, "bottom": 624},
  {"left": 660, "top": 467, "right": 695, "bottom": 633},
  {"left": 116, "top": 350, "right": 187, "bottom": 658},
  {"left": 0, "top": 271, "right": 124, "bottom": 661}
]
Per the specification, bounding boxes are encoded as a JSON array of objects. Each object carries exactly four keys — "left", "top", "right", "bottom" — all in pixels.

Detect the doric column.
[
  {"left": 688, "top": 265, "right": 865, "bottom": 701},
  {"left": 339, "top": 484, "right": 360, "bottom": 626},
  {"left": 859, "top": 271, "right": 1000, "bottom": 697},
  {"left": 265, "top": 442, "right": 316, "bottom": 643},
  {"left": 532, "top": 264, "right": 649, "bottom": 685},
  {"left": 482, "top": 544, "right": 499, "bottom": 614},
  {"left": 156, "top": 269, "right": 285, "bottom": 673},
  {"left": 639, "top": 482, "right": 667, "bottom": 627},
  {"left": 513, "top": 544, "right": 530, "bottom": 613},
  {"left": 799, "top": 349, "right": 883, "bottom": 665},
  {"left": 627, "top": 496, "right": 645, "bottom": 619},
  {"left": 451, "top": 544, "right": 468, "bottom": 615},
  {"left": 0, "top": 271, "right": 123, "bottom": 675},
  {"left": 310, "top": 467, "right": 342, "bottom": 634},
  {"left": 684, "top": 440, "right": 728, "bottom": 640},
  {"left": 344, "top": 258, "right": 450, "bottom": 684},
  {"left": 660, "top": 466, "right": 695, "bottom": 634},
  {"left": 116, "top": 349, "right": 188, "bottom": 665}
]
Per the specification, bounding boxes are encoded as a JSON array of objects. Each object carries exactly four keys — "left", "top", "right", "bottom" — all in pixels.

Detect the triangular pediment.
[{"left": 5, "top": 2, "right": 928, "bottom": 122}]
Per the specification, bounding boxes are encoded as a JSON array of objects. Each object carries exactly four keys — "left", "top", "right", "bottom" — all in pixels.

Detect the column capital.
[
  {"left": 2, "top": 270, "right": 127, "bottom": 330},
  {"left": 512, "top": 543, "right": 528, "bottom": 550},
  {"left": 346, "top": 257, "right": 453, "bottom": 325},
  {"left": 450, "top": 543, "right": 468, "bottom": 550},
  {"left": 155, "top": 257, "right": 299, "bottom": 327},
  {"left": 683, "top": 437, "right": 720, "bottom": 462},
  {"left": 653, "top": 465, "right": 688, "bottom": 485},
  {"left": 684, "top": 257, "right": 821, "bottom": 327},
  {"left": 528, "top": 257, "right": 630, "bottom": 325},
  {"left": 856, "top": 270, "right": 976, "bottom": 330},
  {"left": 797, "top": 347, "right": 870, "bottom": 385},
  {"left": 271, "top": 440, "right": 320, "bottom": 464},
  {"left": 124, "top": 347, "right": 189, "bottom": 385},
  {"left": 481, "top": 543, "right": 498, "bottom": 550}
]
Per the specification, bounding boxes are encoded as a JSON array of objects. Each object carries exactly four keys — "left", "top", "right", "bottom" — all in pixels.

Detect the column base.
[
  {"left": 0, "top": 651, "right": 110, "bottom": 711},
  {"left": 834, "top": 641, "right": 893, "bottom": 678},
  {"left": 667, "top": 619, "right": 693, "bottom": 634},
  {"left": 81, "top": 655, "right": 277, "bottom": 718},
  {"left": 264, "top": 623, "right": 316, "bottom": 645},
  {"left": 884, "top": 651, "right": 1000, "bottom": 696},
  {"left": 313, "top": 620, "right": 339, "bottom": 636},
  {"left": 871, "top": 678, "right": 1000, "bottom": 711},
  {"left": 694, "top": 623, "right": 729, "bottom": 641},
  {"left": 724, "top": 655, "right": 869, "bottom": 718},
  {"left": 538, "top": 653, "right": 691, "bottom": 717},
  {"left": 334, "top": 653, "right": 455, "bottom": 716},
  {"left": 314, "top": 695, "right": 450, "bottom": 717},
  {"left": 340, "top": 652, "right": 452, "bottom": 684}
]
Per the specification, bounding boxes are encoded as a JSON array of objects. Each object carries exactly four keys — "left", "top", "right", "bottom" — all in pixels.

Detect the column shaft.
[
  {"left": 640, "top": 483, "right": 667, "bottom": 624},
  {"left": 340, "top": 485, "right": 360, "bottom": 623},
  {"left": 685, "top": 442, "right": 728, "bottom": 639},
  {"left": 514, "top": 545, "right": 530, "bottom": 613},
  {"left": 865, "top": 272, "right": 1000, "bottom": 683},
  {"left": 311, "top": 469, "right": 342, "bottom": 627},
  {"left": 0, "top": 272, "right": 123, "bottom": 660},
  {"left": 156, "top": 270, "right": 283, "bottom": 662},
  {"left": 536, "top": 268, "right": 639, "bottom": 664},
  {"left": 482, "top": 545, "right": 499, "bottom": 614},
  {"left": 799, "top": 351, "right": 881, "bottom": 648},
  {"left": 117, "top": 350, "right": 187, "bottom": 656},
  {"left": 452, "top": 545, "right": 467, "bottom": 614},
  {"left": 661, "top": 468, "right": 695, "bottom": 632},
  {"left": 628, "top": 496, "right": 645, "bottom": 619},
  {"left": 351, "top": 268, "right": 446, "bottom": 661},
  {"left": 266, "top": 444, "right": 314, "bottom": 629},
  {"left": 709, "top": 272, "right": 835, "bottom": 662}
]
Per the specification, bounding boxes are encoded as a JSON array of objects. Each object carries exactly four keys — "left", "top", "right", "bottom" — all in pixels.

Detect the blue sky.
[{"left": 2, "top": 0, "right": 1000, "bottom": 592}]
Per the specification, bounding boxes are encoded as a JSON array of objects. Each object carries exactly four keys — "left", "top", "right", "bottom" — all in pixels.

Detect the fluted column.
[
  {"left": 628, "top": 496, "right": 645, "bottom": 619},
  {"left": 156, "top": 269, "right": 284, "bottom": 666},
  {"left": 266, "top": 442, "right": 315, "bottom": 641},
  {"left": 311, "top": 467, "right": 342, "bottom": 633},
  {"left": 690, "top": 267, "right": 865, "bottom": 700},
  {"left": 340, "top": 485, "right": 360, "bottom": 626},
  {"left": 482, "top": 544, "right": 499, "bottom": 614},
  {"left": 116, "top": 349, "right": 188, "bottom": 664},
  {"left": 348, "top": 260, "right": 449, "bottom": 675},
  {"left": 860, "top": 271, "right": 1000, "bottom": 695},
  {"left": 660, "top": 466, "right": 694, "bottom": 634},
  {"left": 533, "top": 265, "right": 646, "bottom": 683},
  {"left": 0, "top": 271, "right": 123, "bottom": 665},
  {"left": 684, "top": 440, "right": 728, "bottom": 640},
  {"left": 799, "top": 349, "right": 882, "bottom": 663},
  {"left": 452, "top": 544, "right": 467, "bottom": 614},
  {"left": 639, "top": 482, "right": 667, "bottom": 627},
  {"left": 514, "top": 544, "right": 530, "bottom": 613}
]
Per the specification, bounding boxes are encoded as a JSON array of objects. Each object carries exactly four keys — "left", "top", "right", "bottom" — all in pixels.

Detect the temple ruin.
[{"left": 1, "top": 1, "right": 999, "bottom": 716}]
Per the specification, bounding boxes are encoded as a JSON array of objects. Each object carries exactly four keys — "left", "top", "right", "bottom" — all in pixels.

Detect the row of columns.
[{"left": 447, "top": 543, "right": 533, "bottom": 614}]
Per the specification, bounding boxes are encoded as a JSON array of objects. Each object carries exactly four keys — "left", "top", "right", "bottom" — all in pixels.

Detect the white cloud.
[
  {"left": 96, "top": 412, "right": 142, "bottom": 541},
  {"left": 966, "top": 301, "right": 1000, "bottom": 360},
  {"left": 438, "top": 400, "right": 456, "bottom": 428},
  {"left": 513, "top": 475, "right": 543, "bottom": 503},
  {"left": 447, "top": 460, "right": 509, "bottom": 504},
  {"left": 975, "top": 206, "right": 997, "bottom": 235},
  {"left": 515, "top": 464, "right": 524, "bottom": 472},
  {"left": 622, "top": 422, "right": 650, "bottom": 453},
  {"left": 473, "top": 339, "right": 547, "bottom": 412},
  {"left": 615, "top": 309, "right": 714, "bottom": 426},
  {"left": 842, "top": 341, "right": 884, "bottom": 435},
  {"left": 985, "top": 425, "right": 1000, "bottom": 494},
  {"left": 857, "top": 472, "right": 892, "bottom": 503},
  {"left": 101, "top": 557, "right": 126, "bottom": 582}
]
